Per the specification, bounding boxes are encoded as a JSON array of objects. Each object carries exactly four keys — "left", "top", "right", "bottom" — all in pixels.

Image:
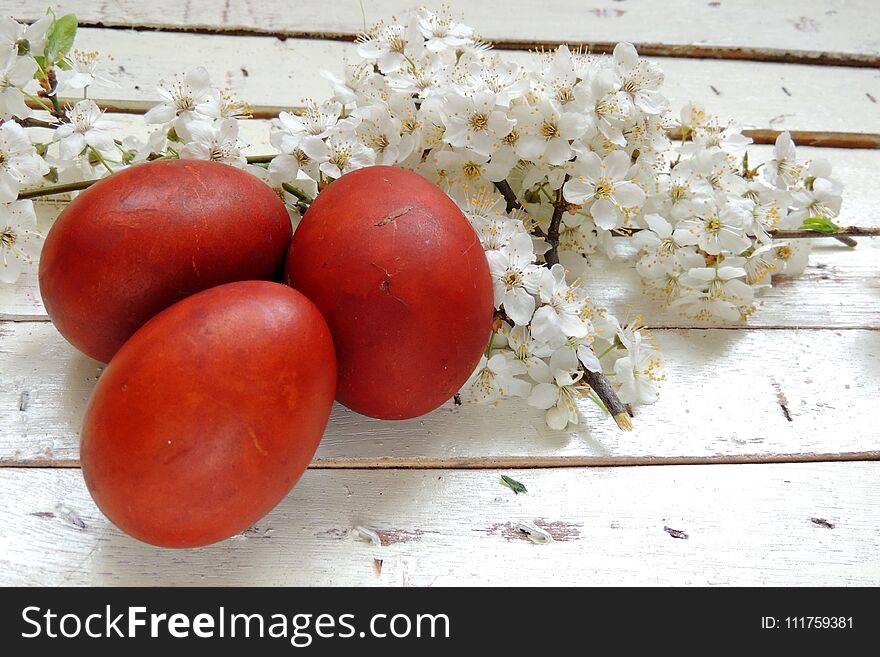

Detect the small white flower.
[
  {"left": 588, "top": 73, "right": 635, "bottom": 146},
  {"left": 563, "top": 150, "right": 645, "bottom": 230},
  {"left": 356, "top": 18, "right": 424, "bottom": 73},
  {"left": 762, "top": 131, "right": 802, "bottom": 188},
  {"left": 246, "top": 155, "right": 313, "bottom": 218},
  {"left": 506, "top": 324, "right": 554, "bottom": 381},
  {"left": 742, "top": 243, "right": 780, "bottom": 288},
  {"left": 0, "top": 51, "right": 38, "bottom": 119},
  {"left": 532, "top": 264, "right": 590, "bottom": 340},
  {"left": 485, "top": 232, "right": 542, "bottom": 324},
  {"left": 354, "top": 103, "right": 405, "bottom": 165},
  {"left": 54, "top": 100, "right": 116, "bottom": 160},
  {"left": 632, "top": 213, "right": 697, "bottom": 277},
  {"left": 460, "top": 190, "right": 527, "bottom": 250},
  {"left": 57, "top": 50, "right": 117, "bottom": 93},
  {"left": 385, "top": 54, "right": 448, "bottom": 99},
  {"left": 671, "top": 290, "right": 742, "bottom": 322},
  {"left": 658, "top": 161, "right": 713, "bottom": 220},
  {"left": 300, "top": 134, "right": 375, "bottom": 179},
  {"left": 417, "top": 8, "right": 474, "bottom": 53},
  {"left": 462, "top": 351, "right": 531, "bottom": 403},
  {"left": 0, "top": 121, "right": 49, "bottom": 202},
  {"left": 528, "top": 348, "right": 583, "bottom": 430},
  {"left": 272, "top": 101, "right": 359, "bottom": 153},
  {"left": 682, "top": 262, "right": 754, "bottom": 306},
  {"left": 773, "top": 241, "right": 811, "bottom": 277},
  {"left": 613, "top": 42, "right": 668, "bottom": 115},
  {"left": 144, "top": 67, "right": 217, "bottom": 127},
  {"left": 465, "top": 56, "right": 529, "bottom": 108},
  {"left": 0, "top": 15, "right": 51, "bottom": 54},
  {"left": 431, "top": 146, "right": 516, "bottom": 185},
  {"left": 633, "top": 213, "right": 697, "bottom": 253},
  {"left": 0, "top": 199, "right": 42, "bottom": 284},
  {"left": 512, "top": 99, "right": 590, "bottom": 165},
  {"left": 688, "top": 122, "right": 752, "bottom": 157},
  {"left": 613, "top": 333, "right": 661, "bottom": 405},
  {"left": 678, "top": 204, "right": 752, "bottom": 255},
  {"left": 179, "top": 118, "right": 245, "bottom": 165},
  {"left": 789, "top": 176, "right": 842, "bottom": 223},
  {"left": 441, "top": 90, "right": 515, "bottom": 157}
]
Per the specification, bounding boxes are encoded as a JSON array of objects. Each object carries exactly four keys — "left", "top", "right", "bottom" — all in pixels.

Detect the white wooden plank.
[
  {"left": 1, "top": 464, "right": 877, "bottom": 585},
  {"left": 34, "top": 28, "right": 880, "bottom": 135},
  {"left": 3, "top": 323, "right": 879, "bottom": 466},
  {"left": 4, "top": 146, "right": 878, "bottom": 325},
  {"left": 9, "top": 0, "right": 880, "bottom": 57}
]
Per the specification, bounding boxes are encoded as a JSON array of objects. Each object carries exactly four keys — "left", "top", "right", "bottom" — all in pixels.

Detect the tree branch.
[
  {"left": 494, "top": 179, "right": 521, "bottom": 213},
  {"left": 609, "top": 226, "right": 878, "bottom": 247},
  {"left": 15, "top": 155, "right": 287, "bottom": 199},
  {"left": 18, "top": 179, "right": 102, "bottom": 199},
  {"left": 543, "top": 177, "right": 569, "bottom": 266},
  {"left": 17, "top": 117, "right": 61, "bottom": 129},
  {"left": 582, "top": 368, "right": 633, "bottom": 431}
]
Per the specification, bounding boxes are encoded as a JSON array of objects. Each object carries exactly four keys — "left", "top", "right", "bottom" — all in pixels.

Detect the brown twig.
[
  {"left": 666, "top": 127, "right": 880, "bottom": 150},
  {"left": 16, "top": 155, "right": 289, "bottom": 200},
  {"left": 17, "top": 117, "right": 61, "bottom": 129},
  {"left": 17, "top": 178, "right": 102, "bottom": 199},
  {"left": 543, "top": 178, "right": 569, "bottom": 266},
  {"left": 582, "top": 368, "right": 633, "bottom": 431},
  {"left": 610, "top": 226, "right": 877, "bottom": 247},
  {"left": 494, "top": 179, "right": 522, "bottom": 213}
]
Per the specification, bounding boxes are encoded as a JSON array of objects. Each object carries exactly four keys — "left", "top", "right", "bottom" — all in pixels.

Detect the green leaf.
[
  {"left": 800, "top": 216, "right": 841, "bottom": 235},
  {"left": 45, "top": 14, "right": 78, "bottom": 62},
  {"left": 32, "top": 55, "right": 47, "bottom": 77},
  {"left": 500, "top": 475, "right": 527, "bottom": 495}
]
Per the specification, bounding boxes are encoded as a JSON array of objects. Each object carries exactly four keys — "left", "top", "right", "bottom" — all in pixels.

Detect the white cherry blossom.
[
  {"left": 563, "top": 150, "right": 645, "bottom": 230},
  {"left": 54, "top": 100, "right": 115, "bottom": 160},
  {"left": 0, "top": 121, "right": 48, "bottom": 202},
  {"left": 0, "top": 199, "right": 42, "bottom": 284}
]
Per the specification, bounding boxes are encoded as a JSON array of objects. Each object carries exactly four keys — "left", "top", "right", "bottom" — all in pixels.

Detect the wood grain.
[
  {"left": 2, "top": 324, "right": 878, "bottom": 466},
  {"left": 8, "top": 0, "right": 879, "bottom": 61},
  {"left": 1, "top": 464, "right": 877, "bottom": 585},
  {"left": 30, "top": 28, "right": 874, "bottom": 136}
]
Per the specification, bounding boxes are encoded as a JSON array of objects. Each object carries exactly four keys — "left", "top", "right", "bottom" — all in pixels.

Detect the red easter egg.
[
  {"left": 285, "top": 166, "right": 493, "bottom": 420},
  {"left": 80, "top": 281, "right": 336, "bottom": 548},
  {"left": 40, "top": 159, "right": 292, "bottom": 363}
]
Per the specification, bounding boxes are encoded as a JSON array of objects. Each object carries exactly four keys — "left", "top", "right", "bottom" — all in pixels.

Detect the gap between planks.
[
  {"left": 45, "top": 20, "right": 880, "bottom": 69},
  {"left": 6, "top": 452, "right": 880, "bottom": 470}
]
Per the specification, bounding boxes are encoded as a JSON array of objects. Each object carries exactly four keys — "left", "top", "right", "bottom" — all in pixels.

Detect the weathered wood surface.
[
  {"left": 14, "top": 27, "right": 877, "bottom": 134},
  {"left": 2, "top": 464, "right": 878, "bottom": 585},
  {"left": 1, "top": 1, "right": 878, "bottom": 587},
  {"left": 3, "top": 323, "right": 878, "bottom": 466},
  {"left": 7, "top": 0, "right": 880, "bottom": 60}
]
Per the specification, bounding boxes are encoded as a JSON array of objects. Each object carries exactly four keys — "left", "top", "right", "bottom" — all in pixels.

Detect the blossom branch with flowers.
[{"left": 1, "top": 8, "right": 875, "bottom": 432}]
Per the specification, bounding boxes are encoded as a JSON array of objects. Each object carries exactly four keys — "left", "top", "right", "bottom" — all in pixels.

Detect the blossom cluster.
[{"left": 0, "top": 9, "right": 845, "bottom": 430}]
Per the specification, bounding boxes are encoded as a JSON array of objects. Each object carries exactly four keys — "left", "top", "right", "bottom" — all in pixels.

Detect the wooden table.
[{"left": 1, "top": 0, "right": 878, "bottom": 586}]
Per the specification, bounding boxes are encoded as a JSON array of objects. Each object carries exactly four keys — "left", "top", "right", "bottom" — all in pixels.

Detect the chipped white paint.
[
  {"left": 5, "top": 1, "right": 879, "bottom": 56},
  {"left": 2, "top": 323, "right": 879, "bottom": 466},
  {"left": 1, "top": 464, "right": 878, "bottom": 585},
  {"left": 13, "top": 28, "right": 877, "bottom": 134},
  {"left": 0, "top": 0, "right": 877, "bottom": 587}
]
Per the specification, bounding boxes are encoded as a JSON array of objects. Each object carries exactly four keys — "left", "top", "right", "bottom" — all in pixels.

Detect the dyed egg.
[
  {"left": 80, "top": 281, "right": 336, "bottom": 548},
  {"left": 285, "top": 166, "right": 493, "bottom": 420},
  {"left": 40, "top": 159, "right": 292, "bottom": 362}
]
